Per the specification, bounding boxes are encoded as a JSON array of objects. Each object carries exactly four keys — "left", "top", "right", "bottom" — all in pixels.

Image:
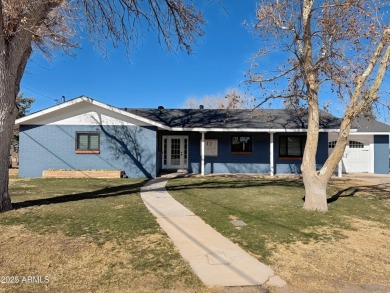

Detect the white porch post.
[
  {"left": 270, "top": 132, "right": 274, "bottom": 176},
  {"left": 200, "top": 132, "right": 205, "bottom": 176},
  {"left": 338, "top": 161, "right": 342, "bottom": 178}
]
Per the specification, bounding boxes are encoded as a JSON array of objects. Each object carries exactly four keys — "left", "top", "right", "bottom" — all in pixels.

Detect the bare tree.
[
  {"left": 183, "top": 89, "right": 247, "bottom": 109},
  {"left": 250, "top": 0, "right": 390, "bottom": 211},
  {"left": 0, "top": 0, "right": 204, "bottom": 212}
]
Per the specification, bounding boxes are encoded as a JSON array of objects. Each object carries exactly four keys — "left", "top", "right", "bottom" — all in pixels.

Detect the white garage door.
[
  {"left": 343, "top": 139, "right": 370, "bottom": 173},
  {"left": 328, "top": 136, "right": 371, "bottom": 173}
]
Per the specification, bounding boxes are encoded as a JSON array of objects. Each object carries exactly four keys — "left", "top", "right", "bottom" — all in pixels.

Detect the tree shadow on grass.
[
  {"left": 12, "top": 180, "right": 147, "bottom": 210},
  {"left": 167, "top": 183, "right": 332, "bottom": 246},
  {"left": 327, "top": 183, "right": 390, "bottom": 204},
  {"left": 166, "top": 177, "right": 304, "bottom": 192}
]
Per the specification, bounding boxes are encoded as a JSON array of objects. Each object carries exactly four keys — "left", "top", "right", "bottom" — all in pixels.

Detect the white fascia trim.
[
  {"left": 90, "top": 99, "right": 171, "bottom": 130},
  {"left": 349, "top": 132, "right": 390, "bottom": 135},
  {"left": 170, "top": 127, "right": 354, "bottom": 133},
  {"left": 15, "top": 96, "right": 171, "bottom": 130},
  {"left": 15, "top": 97, "right": 86, "bottom": 125}
]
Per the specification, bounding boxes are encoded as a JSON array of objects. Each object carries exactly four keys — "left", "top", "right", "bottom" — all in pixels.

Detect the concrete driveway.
[{"left": 342, "top": 173, "right": 390, "bottom": 185}]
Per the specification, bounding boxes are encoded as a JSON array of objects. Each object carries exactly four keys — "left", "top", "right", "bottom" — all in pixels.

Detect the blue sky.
[
  {"left": 21, "top": 1, "right": 261, "bottom": 113},
  {"left": 21, "top": 0, "right": 389, "bottom": 124}
]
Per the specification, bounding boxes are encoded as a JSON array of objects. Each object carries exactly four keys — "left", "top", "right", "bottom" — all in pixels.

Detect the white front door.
[{"left": 162, "top": 136, "right": 188, "bottom": 169}]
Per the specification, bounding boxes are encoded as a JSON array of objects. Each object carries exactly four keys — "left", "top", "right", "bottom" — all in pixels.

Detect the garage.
[{"left": 328, "top": 135, "right": 373, "bottom": 173}]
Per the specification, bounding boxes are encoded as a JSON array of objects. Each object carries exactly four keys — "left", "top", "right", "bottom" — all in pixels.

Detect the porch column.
[
  {"left": 270, "top": 132, "right": 274, "bottom": 176},
  {"left": 338, "top": 161, "right": 342, "bottom": 178},
  {"left": 200, "top": 132, "right": 205, "bottom": 176}
]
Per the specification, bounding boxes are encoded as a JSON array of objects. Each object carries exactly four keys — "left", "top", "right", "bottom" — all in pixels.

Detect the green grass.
[
  {"left": 1, "top": 177, "right": 202, "bottom": 290},
  {"left": 167, "top": 176, "right": 390, "bottom": 263},
  {"left": 3, "top": 178, "right": 152, "bottom": 242}
]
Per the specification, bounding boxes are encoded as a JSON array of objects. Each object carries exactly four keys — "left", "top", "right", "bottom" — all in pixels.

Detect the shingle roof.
[
  {"left": 15, "top": 96, "right": 390, "bottom": 133},
  {"left": 124, "top": 108, "right": 343, "bottom": 130},
  {"left": 352, "top": 116, "right": 390, "bottom": 132}
]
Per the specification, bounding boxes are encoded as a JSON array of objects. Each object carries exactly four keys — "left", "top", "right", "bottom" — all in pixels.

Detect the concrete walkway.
[{"left": 140, "top": 175, "right": 286, "bottom": 288}]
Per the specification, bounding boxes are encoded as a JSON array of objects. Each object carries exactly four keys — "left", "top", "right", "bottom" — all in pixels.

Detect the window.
[
  {"left": 279, "top": 136, "right": 306, "bottom": 158},
  {"left": 76, "top": 132, "right": 100, "bottom": 154},
  {"left": 328, "top": 141, "right": 337, "bottom": 148},
  {"left": 231, "top": 136, "right": 252, "bottom": 154},
  {"left": 349, "top": 140, "right": 364, "bottom": 148}
]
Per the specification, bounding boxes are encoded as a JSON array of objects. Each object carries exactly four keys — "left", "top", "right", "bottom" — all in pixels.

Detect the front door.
[{"left": 162, "top": 136, "right": 188, "bottom": 169}]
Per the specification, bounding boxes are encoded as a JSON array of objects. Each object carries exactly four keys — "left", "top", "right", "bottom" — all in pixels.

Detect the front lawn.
[
  {"left": 2, "top": 174, "right": 388, "bottom": 292},
  {"left": 0, "top": 176, "right": 203, "bottom": 293},
  {"left": 167, "top": 176, "right": 390, "bottom": 292}
]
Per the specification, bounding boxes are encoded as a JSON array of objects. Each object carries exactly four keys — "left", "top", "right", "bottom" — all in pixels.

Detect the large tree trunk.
[
  {"left": 302, "top": 174, "right": 328, "bottom": 212},
  {"left": 299, "top": 0, "right": 330, "bottom": 211},
  {"left": 0, "top": 4, "right": 32, "bottom": 212},
  {"left": 301, "top": 100, "right": 332, "bottom": 212},
  {"left": 0, "top": 91, "right": 17, "bottom": 212}
]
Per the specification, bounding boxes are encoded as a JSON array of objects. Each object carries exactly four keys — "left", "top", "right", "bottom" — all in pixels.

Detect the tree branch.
[
  {"left": 249, "top": 64, "right": 298, "bottom": 83},
  {"left": 345, "top": 27, "right": 389, "bottom": 118},
  {"left": 354, "top": 41, "right": 390, "bottom": 114},
  {"left": 322, "top": 27, "right": 390, "bottom": 179}
]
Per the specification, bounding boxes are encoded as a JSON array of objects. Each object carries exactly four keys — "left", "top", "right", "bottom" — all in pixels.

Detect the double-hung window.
[
  {"left": 279, "top": 135, "right": 306, "bottom": 158},
  {"left": 76, "top": 132, "right": 100, "bottom": 154}
]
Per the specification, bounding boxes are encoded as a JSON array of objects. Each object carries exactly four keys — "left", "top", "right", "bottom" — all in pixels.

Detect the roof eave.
[
  {"left": 15, "top": 96, "right": 171, "bottom": 130},
  {"left": 170, "top": 127, "right": 353, "bottom": 132},
  {"left": 350, "top": 131, "right": 390, "bottom": 135}
]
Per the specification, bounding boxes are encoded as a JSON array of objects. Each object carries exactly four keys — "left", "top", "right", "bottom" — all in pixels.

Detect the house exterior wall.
[
  {"left": 158, "top": 131, "right": 328, "bottom": 175},
  {"left": 19, "top": 124, "right": 157, "bottom": 178},
  {"left": 374, "top": 135, "right": 389, "bottom": 174},
  {"left": 189, "top": 132, "right": 270, "bottom": 174}
]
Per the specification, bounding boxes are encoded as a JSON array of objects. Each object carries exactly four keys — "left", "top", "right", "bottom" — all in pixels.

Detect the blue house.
[{"left": 15, "top": 96, "right": 390, "bottom": 178}]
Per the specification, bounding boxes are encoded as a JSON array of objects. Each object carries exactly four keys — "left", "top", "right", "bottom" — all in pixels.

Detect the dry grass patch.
[
  {"left": 270, "top": 219, "right": 390, "bottom": 292},
  {"left": 0, "top": 225, "right": 207, "bottom": 293},
  {"left": 1, "top": 177, "right": 207, "bottom": 292}
]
